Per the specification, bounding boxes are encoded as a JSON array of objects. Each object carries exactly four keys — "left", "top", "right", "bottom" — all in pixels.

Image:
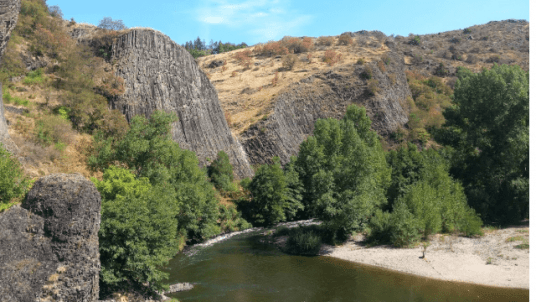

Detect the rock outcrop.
[
  {"left": 0, "top": 174, "right": 102, "bottom": 302},
  {"left": 110, "top": 29, "right": 253, "bottom": 177},
  {"left": 0, "top": 0, "right": 20, "bottom": 154},
  {"left": 240, "top": 50, "right": 410, "bottom": 166}
]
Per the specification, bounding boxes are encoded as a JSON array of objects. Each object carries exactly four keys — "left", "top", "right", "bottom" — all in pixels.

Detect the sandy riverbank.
[{"left": 317, "top": 225, "right": 529, "bottom": 289}]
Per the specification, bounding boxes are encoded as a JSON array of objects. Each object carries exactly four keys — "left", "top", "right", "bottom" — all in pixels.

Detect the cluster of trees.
[
  {"left": 97, "top": 17, "right": 128, "bottom": 31},
  {"left": 182, "top": 37, "right": 248, "bottom": 58},
  {"left": 88, "top": 111, "right": 249, "bottom": 294},
  {"left": 237, "top": 64, "right": 528, "bottom": 247}
]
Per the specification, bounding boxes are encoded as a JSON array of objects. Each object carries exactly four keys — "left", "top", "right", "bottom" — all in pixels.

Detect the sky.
[{"left": 46, "top": 0, "right": 529, "bottom": 47}]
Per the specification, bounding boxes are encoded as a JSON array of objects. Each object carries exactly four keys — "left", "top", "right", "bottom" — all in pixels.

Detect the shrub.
[
  {"left": 316, "top": 36, "right": 334, "bottom": 46},
  {"left": 98, "top": 17, "right": 127, "bottom": 31},
  {"left": 361, "top": 65, "right": 373, "bottom": 79},
  {"left": 0, "top": 144, "right": 32, "bottom": 209},
  {"left": 377, "top": 61, "right": 386, "bottom": 72},
  {"left": 409, "top": 35, "right": 421, "bottom": 45},
  {"left": 285, "top": 226, "right": 323, "bottom": 255},
  {"left": 357, "top": 58, "right": 365, "bottom": 65},
  {"left": 23, "top": 68, "right": 45, "bottom": 85},
  {"left": 436, "top": 63, "right": 448, "bottom": 76},
  {"left": 47, "top": 5, "right": 62, "bottom": 18},
  {"left": 463, "top": 28, "right": 472, "bottom": 34},
  {"left": 282, "top": 54, "right": 298, "bottom": 70},
  {"left": 238, "top": 157, "right": 303, "bottom": 226},
  {"left": 338, "top": 34, "right": 353, "bottom": 46},
  {"left": 93, "top": 167, "right": 179, "bottom": 292},
  {"left": 281, "top": 36, "right": 312, "bottom": 54},
  {"left": 35, "top": 114, "right": 75, "bottom": 148},
  {"left": 368, "top": 209, "right": 392, "bottom": 243},
  {"left": 272, "top": 71, "right": 279, "bottom": 86},
  {"left": 381, "top": 54, "right": 391, "bottom": 65},
  {"left": 388, "top": 74, "right": 397, "bottom": 85},
  {"left": 366, "top": 79, "right": 380, "bottom": 95},
  {"left": 322, "top": 50, "right": 341, "bottom": 66},
  {"left": 261, "top": 41, "right": 289, "bottom": 56},
  {"left": 208, "top": 151, "right": 237, "bottom": 193},
  {"left": 218, "top": 204, "right": 251, "bottom": 232},
  {"left": 389, "top": 203, "right": 421, "bottom": 247},
  {"left": 233, "top": 49, "right": 253, "bottom": 68}
]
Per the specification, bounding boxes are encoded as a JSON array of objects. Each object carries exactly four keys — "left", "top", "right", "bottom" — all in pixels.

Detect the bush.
[
  {"left": 377, "top": 61, "right": 386, "bottom": 72},
  {"left": 93, "top": 167, "right": 179, "bottom": 292},
  {"left": 366, "top": 79, "right": 380, "bottom": 95},
  {"left": 47, "top": 5, "right": 62, "bottom": 18},
  {"left": 381, "top": 54, "right": 391, "bottom": 65},
  {"left": 261, "top": 41, "right": 289, "bottom": 56},
  {"left": 0, "top": 144, "right": 32, "bottom": 209},
  {"left": 323, "top": 50, "right": 340, "bottom": 66},
  {"left": 98, "top": 17, "right": 127, "bottom": 31},
  {"left": 361, "top": 65, "right": 373, "bottom": 79},
  {"left": 238, "top": 157, "right": 303, "bottom": 226},
  {"left": 357, "top": 58, "right": 365, "bottom": 65},
  {"left": 208, "top": 151, "right": 237, "bottom": 193},
  {"left": 368, "top": 209, "right": 392, "bottom": 244},
  {"left": 218, "top": 204, "right": 251, "bottom": 232},
  {"left": 409, "top": 35, "right": 421, "bottom": 45},
  {"left": 282, "top": 54, "right": 298, "bottom": 70},
  {"left": 316, "top": 36, "right": 334, "bottom": 46},
  {"left": 281, "top": 36, "right": 312, "bottom": 54},
  {"left": 23, "top": 68, "right": 45, "bottom": 85},
  {"left": 338, "top": 34, "right": 353, "bottom": 46},
  {"left": 285, "top": 226, "right": 323, "bottom": 255},
  {"left": 389, "top": 203, "right": 421, "bottom": 247},
  {"left": 35, "top": 114, "right": 75, "bottom": 148},
  {"left": 233, "top": 49, "right": 253, "bottom": 68}
]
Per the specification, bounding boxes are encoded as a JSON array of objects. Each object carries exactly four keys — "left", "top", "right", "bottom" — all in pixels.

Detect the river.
[{"left": 164, "top": 229, "right": 529, "bottom": 302}]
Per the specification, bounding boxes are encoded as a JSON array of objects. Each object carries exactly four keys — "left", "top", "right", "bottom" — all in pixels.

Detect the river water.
[{"left": 165, "top": 230, "right": 528, "bottom": 302}]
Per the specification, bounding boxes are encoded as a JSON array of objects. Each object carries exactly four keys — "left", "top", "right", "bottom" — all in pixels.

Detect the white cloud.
[{"left": 195, "top": 0, "right": 313, "bottom": 42}]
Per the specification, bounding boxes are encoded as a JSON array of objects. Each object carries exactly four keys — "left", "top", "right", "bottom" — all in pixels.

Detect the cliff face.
[
  {"left": 110, "top": 29, "right": 253, "bottom": 177},
  {"left": 0, "top": 174, "right": 102, "bottom": 302},
  {"left": 240, "top": 50, "right": 410, "bottom": 166},
  {"left": 0, "top": 0, "right": 20, "bottom": 154}
]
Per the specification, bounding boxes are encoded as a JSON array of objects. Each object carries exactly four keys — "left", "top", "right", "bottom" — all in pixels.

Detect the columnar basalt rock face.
[
  {"left": 0, "top": 174, "right": 102, "bottom": 302},
  {"left": 0, "top": 0, "right": 20, "bottom": 154},
  {"left": 110, "top": 29, "right": 253, "bottom": 177},
  {"left": 240, "top": 51, "right": 410, "bottom": 166}
]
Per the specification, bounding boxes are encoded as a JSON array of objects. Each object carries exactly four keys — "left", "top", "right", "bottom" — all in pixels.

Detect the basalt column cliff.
[{"left": 110, "top": 29, "right": 253, "bottom": 177}]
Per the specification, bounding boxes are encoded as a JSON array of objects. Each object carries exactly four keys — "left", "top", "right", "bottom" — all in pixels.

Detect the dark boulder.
[{"left": 0, "top": 174, "right": 102, "bottom": 302}]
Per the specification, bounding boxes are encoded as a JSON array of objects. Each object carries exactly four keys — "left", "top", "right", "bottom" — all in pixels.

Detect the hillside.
[{"left": 0, "top": 0, "right": 528, "bottom": 178}]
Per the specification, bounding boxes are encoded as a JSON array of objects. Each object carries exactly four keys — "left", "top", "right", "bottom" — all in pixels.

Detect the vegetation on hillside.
[{"left": 0, "top": 0, "right": 527, "bottom": 296}]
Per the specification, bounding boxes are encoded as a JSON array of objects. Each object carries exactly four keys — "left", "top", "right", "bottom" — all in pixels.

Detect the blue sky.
[{"left": 47, "top": 0, "right": 529, "bottom": 46}]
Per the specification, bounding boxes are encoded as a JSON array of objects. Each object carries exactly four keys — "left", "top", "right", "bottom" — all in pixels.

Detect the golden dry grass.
[{"left": 197, "top": 35, "right": 389, "bottom": 135}]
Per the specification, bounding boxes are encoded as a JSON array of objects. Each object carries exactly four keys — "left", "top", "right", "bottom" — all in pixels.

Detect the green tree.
[
  {"left": 0, "top": 144, "right": 32, "bottom": 211},
  {"left": 89, "top": 110, "right": 221, "bottom": 242},
  {"left": 239, "top": 157, "right": 303, "bottom": 226},
  {"left": 208, "top": 150, "right": 237, "bottom": 193},
  {"left": 435, "top": 64, "right": 529, "bottom": 223},
  {"left": 295, "top": 105, "right": 391, "bottom": 241},
  {"left": 92, "top": 167, "right": 179, "bottom": 292}
]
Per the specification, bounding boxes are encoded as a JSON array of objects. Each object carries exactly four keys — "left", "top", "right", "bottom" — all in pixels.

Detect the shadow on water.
[{"left": 165, "top": 233, "right": 529, "bottom": 302}]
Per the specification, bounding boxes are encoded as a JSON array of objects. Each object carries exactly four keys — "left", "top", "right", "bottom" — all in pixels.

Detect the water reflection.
[{"left": 166, "top": 234, "right": 528, "bottom": 302}]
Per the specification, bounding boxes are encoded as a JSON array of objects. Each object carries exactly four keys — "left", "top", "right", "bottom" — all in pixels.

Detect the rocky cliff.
[
  {"left": 0, "top": 174, "right": 101, "bottom": 302},
  {"left": 109, "top": 29, "right": 253, "bottom": 177},
  {"left": 240, "top": 50, "right": 410, "bottom": 166},
  {"left": 0, "top": 0, "right": 20, "bottom": 154}
]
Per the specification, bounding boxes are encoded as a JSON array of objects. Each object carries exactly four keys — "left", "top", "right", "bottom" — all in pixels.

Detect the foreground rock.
[
  {"left": 0, "top": 174, "right": 102, "bottom": 302},
  {"left": 110, "top": 29, "right": 253, "bottom": 177}
]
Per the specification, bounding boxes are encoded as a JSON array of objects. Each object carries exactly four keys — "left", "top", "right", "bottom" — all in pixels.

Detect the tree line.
[{"left": 182, "top": 36, "right": 248, "bottom": 58}]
